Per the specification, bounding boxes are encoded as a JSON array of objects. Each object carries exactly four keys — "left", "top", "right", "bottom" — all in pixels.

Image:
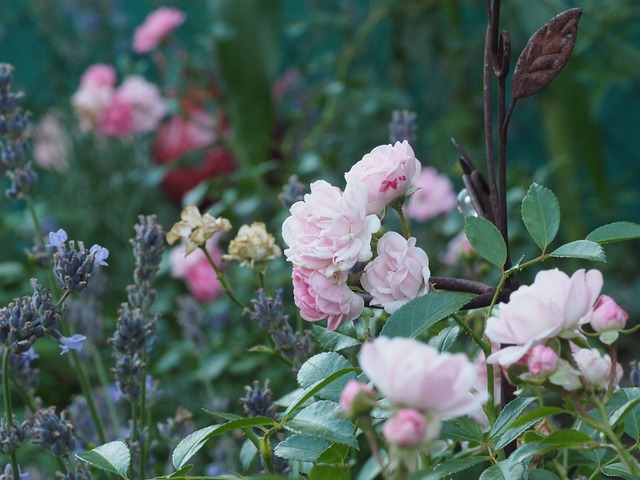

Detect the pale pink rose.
[
  {"left": 71, "top": 83, "right": 115, "bottom": 131},
  {"left": 34, "top": 114, "right": 69, "bottom": 173},
  {"left": 339, "top": 380, "right": 375, "bottom": 417},
  {"left": 486, "top": 268, "right": 603, "bottom": 366},
  {"left": 591, "top": 295, "right": 628, "bottom": 333},
  {"left": 441, "top": 232, "right": 474, "bottom": 267},
  {"left": 133, "top": 7, "right": 186, "bottom": 54},
  {"left": 292, "top": 266, "right": 364, "bottom": 332},
  {"left": 344, "top": 140, "right": 421, "bottom": 214},
  {"left": 116, "top": 75, "right": 167, "bottom": 133},
  {"left": 359, "top": 337, "right": 485, "bottom": 419},
  {"left": 169, "top": 240, "right": 223, "bottom": 302},
  {"left": 382, "top": 408, "right": 429, "bottom": 448},
  {"left": 360, "top": 232, "right": 430, "bottom": 314},
  {"left": 526, "top": 344, "right": 559, "bottom": 378},
  {"left": 98, "top": 94, "right": 135, "bottom": 137},
  {"left": 80, "top": 64, "right": 117, "bottom": 88},
  {"left": 573, "top": 347, "right": 623, "bottom": 390},
  {"left": 282, "top": 180, "right": 381, "bottom": 277},
  {"left": 405, "top": 167, "right": 457, "bottom": 221}
]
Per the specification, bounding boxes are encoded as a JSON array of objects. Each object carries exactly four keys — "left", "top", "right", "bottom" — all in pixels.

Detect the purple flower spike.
[
  {"left": 58, "top": 334, "right": 87, "bottom": 355},
  {"left": 46, "top": 228, "right": 68, "bottom": 249},
  {"left": 90, "top": 244, "right": 110, "bottom": 266}
]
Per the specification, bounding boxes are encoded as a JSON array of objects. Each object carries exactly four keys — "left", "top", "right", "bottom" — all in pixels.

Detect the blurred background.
[{"left": 0, "top": 0, "right": 639, "bottom": 474}]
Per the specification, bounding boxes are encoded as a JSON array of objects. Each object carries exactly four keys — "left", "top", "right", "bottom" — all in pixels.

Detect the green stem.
[
  {"left": 139, "top": 348, "right": 148, "bottom": 480},
  {"left": 200, "top": 246, "right": 244, "bottom": 309},
  {"left": 392, "top": 203, "right": 411, "bottom": 240},
  {"left": 451, "top": 312, "right": 490, "bottom": 355},
  {"left": 3, "top": 348, "right": 22, "bottom": 480},
  {"left": 9, "top": 376, "right": 37, "bottom": 413},
  {"left": 92, "top": 347, "right": 122, "bottom": 434},
  {"left": 258, "top": 434, "right": 276, "bottom": 475}
]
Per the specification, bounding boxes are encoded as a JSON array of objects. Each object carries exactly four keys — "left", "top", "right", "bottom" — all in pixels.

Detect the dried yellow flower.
[
  {"left": 223, "top": 221, "right": 282, "bottom": 268},
  {"left": 166, "top": 205, "right": 231, "bottom": 254}
]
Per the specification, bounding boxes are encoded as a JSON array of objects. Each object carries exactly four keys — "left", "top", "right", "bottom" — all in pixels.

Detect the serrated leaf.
[
  {"left": 316, "top": 442, "right": 349, "bottom": 464},
  {"left": 490, "top": 397, "right": 537, "bottom": 441},
  {"left": 240, "top": 438, "right": 258, "bottom": 471},
  {"left": 309, "top": 464, "right": 350, "bottom": 480},
  {"left": 380, "top": 291, "right": 475, "bottom": 339},
  {"left": 274, "top": 434, "right": 330, "bottom": 462},
  {"left": 312, "top": 325, "right": 359, "bottom": 351},
  {"left": 441, "top": 416, "right": 485, "bottom": 443},
  {"left": 586, "top": 221, "right": 640, "bottom": 244},
  {"left": 528, "top": 469, "right": 562, "bottom": 480},
  {"left": 297, "top": 352, "right": 356, "bottom": 402},
  {"left": 284, "top": 400, "right": 357, "bottom": 448},
  {"left": 76, "top": 441, "right": 131, "bottom": 478},
  {"left": 607, "top": 388, "right": 640, "bottom": 439},
  {"left": 512, "top": 8, "right": 582, "bottom": 99},
  {"left": 431, "top": 456, "right": 490, "bottom": 478},
  {"left": 521, "top": 183, "right": 561, "bottom": 251},
  {"left": 479, "top": 457, "right": 530, "bottom": 480},
  {"left": 428, "top": 325, "right": 461, "bottom": 352},
  {"left": 510, "top": 429, "right": 595, "bottom": 463},
  {"left": 494, "top": 406, "right": 566, "bottom": 451},
  {"left": 464, "top": 216, "right": 507, "bottom": 269},
  {"left": 601, "top": 462, "right": 635, "bottom": 479},
  {"left": 172, "top": 416, "right": 277, "bottom": 469},
  {"left": 549, "top": 240, "right": 606, "bottom": 262},
  {"left": 155, "top": 464, "right": 194, "bottom": 478}
]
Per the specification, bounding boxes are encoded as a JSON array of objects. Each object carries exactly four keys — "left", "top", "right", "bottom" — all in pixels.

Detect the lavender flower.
[
  {"left": 50, "top": 231, "right": 110, "bottom": 292},
  {"left": 0, "top": 418, "right": 27, "bottom": 455},
  {"left": 279, "top": 175, "right": 307, "bottom": 209},
  {"left": 58, "top": 334, "right": 87, "bottom": 355},
  {"left": 240, "top": 380, "right": 278, "bottom": 420},
  {"left": 1, "top": 463, "right": 30, "bottom": 480},
  {"left": 389, "top": 109, "right": 417, "bottom": 145},
  {"left": 3, "top": 347, "right": 40, "bottom": 393},
  {"left": 30, "top": 407, "right": 77, "bottom": 458}
]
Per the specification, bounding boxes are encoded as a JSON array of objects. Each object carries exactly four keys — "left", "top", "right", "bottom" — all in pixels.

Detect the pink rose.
[
  {"left": 292, "top": 266, "right": 364, "bottom": 332},
  {"left": 71, "top": 85, "right": 114, "bottom": 132},
  {"left": 405, "top": 167, "right": 457, "bottom": 222},
  {"left": 590, "top": 295, "right": 628, "bottom": 345},
  {"left": 339, "top": 380, "right": 375, "bottom": 417},
  {"left": 169, "top": 240, "right": 223, "bottom": 302},
  {"left": 526, "top": 344, "right": 559, "bottom": 378},
  {"left": 441, "top": 232, "right": 474, "bottom": 267},
  {"left": 282, "top": 180, "right": 381, "bottom": 277},
  {"left": 382, "top": 408, "right": 430, "bottom": 448},
  {"left": 345, "top": 140, "right": 421, "bottom": 214},
  {"left": 80, "top": 64, "right": 116, "bottom": 88},
  {"left": 98, "top": 94, "right": 135, "bottom": 137},
  {"left": 359, "top": 337, "right": 485, "bottom": 419},
  {"left": 116, "top": 76, "right": 167, "bottom": 133},
  {"left": 360, "top": 232, "right": 430, "bottom": 314},
  {"left": 133, "top": 7, "right": 186, "bottom": 54},
  {"left": 486, "top": 268, "right": 603, "bottom": 366},
  {"left": 573, "top": 347, "right": 623, "bottom": 390}
]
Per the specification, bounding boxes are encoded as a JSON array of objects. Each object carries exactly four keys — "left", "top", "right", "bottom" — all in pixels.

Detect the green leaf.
[
  {"left": 431, "top": 456, "right": 489, "bottom": 479},
  {"left": 154, "top": 465, "right": 194, "bottom": 478},
  {"left": 490, "top": 397, "right": 537, "bottom": 441},
  {"left": 493, "top": 406, "right": 566, "bottom": 451},
  {"left": 283, "top": 367, "right": 358, "bottom": 419},
  {"left": 510, "top": 429, "right": 596, "bottom": 463},
  {"left": 297, "top": 352, "right": 357, "bottom": 402},
  {"left": 601, "top": 462, "right": 635, "bottom": 479},
  {"left": 549, "top": 240, "right": 606, "bottom": 262},
  {"left": 528, "top": 469, "right": 562, "bottom": 480},
  {"left": 316, "top": 443, "right": 349, "bottom": 464},
  {"left": 586, "top": 221, "right": 640, "bottom": 244},
  {"left": 428, "top": 325, "right": 461, "bottom": 352},
  {"left": 380, "top": 291, "right": 475, "bottom": 339},
  {"left": 464, "top": 216, "right": 507, "bottom": 269},
  {"left": 284, "top": 400, "right": 357, "bottom": 448},
  {"left": 479, "top": 457, "right": 530, "bottom": 480},
  {"left": 521, "top": 183, "right": 561, "bottom": 251},
  {"left": 312, "top": 325, "right": 360, "bottom": 351},
  {"left": 441, "top": 416, "right": 485, "bottom": 443},
  {"left": 239, "top": 438, "right": 258, "bottom": 471},
  {"left": 607, "top": 388, "right": 640, "bottom": 439},
  {"left": 172, "top": 416, "right": 277, "bottom": 469},
  {"left": 76, "top": 441, "right": 131, "bottom": 478},
  {"left": 274, "top": 434, "right": 330, "bottom": 463},
  {"left": 309, "top": 464, "right": 350, "bottom": 480}
]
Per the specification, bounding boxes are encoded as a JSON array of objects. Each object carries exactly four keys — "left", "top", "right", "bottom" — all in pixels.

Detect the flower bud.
[
  {"left": 339, "top": 380, "right": 375, "bottom": 417},
  {"left": 591, "top": 295, "right": 628, "bottom": 345},
  {"left": 526, "top": 344, "right": 559, "bottom": 379},
  {"left": 382, "top": 408, "right": 438, "bottom": 448}
]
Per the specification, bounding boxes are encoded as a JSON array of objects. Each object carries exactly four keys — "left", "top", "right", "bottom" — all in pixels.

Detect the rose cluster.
[
  {"left": 71, "top": 64, "right": 167, "bottom": 137},
  {"left": 282, "top": 141, "right": 434, "bottom": 331}
]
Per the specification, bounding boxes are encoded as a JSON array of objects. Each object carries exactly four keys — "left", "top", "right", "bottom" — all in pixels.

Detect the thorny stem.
[
  {"left": 3, "top": 348, "right": 21, "bottom": 480},
  {"left": 200, "top": 245, "right": 245, "bottom": 309}
]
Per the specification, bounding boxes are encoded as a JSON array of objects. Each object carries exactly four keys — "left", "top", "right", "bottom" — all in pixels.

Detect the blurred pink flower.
[
  {"left": 361, "top": 232, "right": 430, "bottom": 314},
  {"left": 405, "top": 167, "right": 457, "bottom": 222},
  {"left": 526, "top": 344, "right": 559, "bottom": 378},
  {"left": 441, "top": 232, "right": 474, "bottom": 267},
  {"left": 282, "top": 180, "right": 380, "bottom": 277},
  {"left": 359, "top": 337, "right": 485, "bottom": 419},
  {"left": 33, "top": 114, "right": 69, "bottom": 173},
  {"left": 292, "top": 266, "right": 363, "bottom": 332},
  {"left": 169, "top": 240, "right": 223, "bottom": 302},
  {"left": 98, "top": 93, "right": 135, "bottom": 137},
  {"left": 116, "top": 75, "right": 167, "bottom": 133},
  {"left": 573, "top": 347, "right": 623, "bottom": 390},
  {"left": 339, "top": 380, "right": 375, "bottom": 417},
  {"left": 344, "top": 140, "right": 421, "bottom": 215},
  {"left": 382, "top": 408, "right": 429, "bottom": 448},
  {"left": 80, "top": 64, "right": 116, "bottom": 88},
  {"left": 133, "top": 7, "right": 186, "bottom": 54},
  {"left": 486, "top": 268, "right": 603, "bottom": 366}
]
